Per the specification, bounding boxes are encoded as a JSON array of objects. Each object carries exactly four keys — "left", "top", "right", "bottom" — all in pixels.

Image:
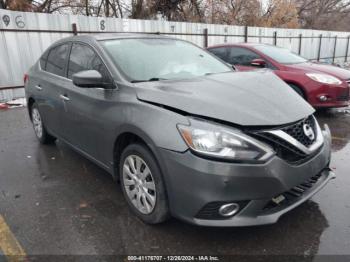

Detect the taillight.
[{"left": 24, "top": 74, "right": 29, "bottom": 85}]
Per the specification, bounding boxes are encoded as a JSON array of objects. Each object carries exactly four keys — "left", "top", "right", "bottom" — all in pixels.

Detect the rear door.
[
  {"left": 35, "top": 43, "right": 71, "bottom": 138},
  {"left": 62, "top": 42, "right": 114, "bottom": 160}
]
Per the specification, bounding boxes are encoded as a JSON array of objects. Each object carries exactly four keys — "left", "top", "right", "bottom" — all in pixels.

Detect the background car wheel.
[
  {"left": 31, "top": 103, "right": 56, "bottom": 144},
  {"left": 119, "top": 143, "right": 170, "bottom": 224},
  {"left": 288, "top": 83, "right": 306, "bottom": 100}
]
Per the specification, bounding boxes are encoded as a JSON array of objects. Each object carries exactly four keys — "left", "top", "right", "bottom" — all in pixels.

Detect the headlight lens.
[
  {"left": 177, "top": 119, "right": 274, "bottom": 162},
  {"left": 306, "top": 73, "right": 342, "bottom": 85}
]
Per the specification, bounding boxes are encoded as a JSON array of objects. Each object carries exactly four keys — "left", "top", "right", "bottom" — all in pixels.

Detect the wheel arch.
[
  {"left": 112, "top": 127, "right": 172, "bottom": 211},
  {"left": 284, "top": 81, "right": 308, "bottom": 100},
  {"left": 112, "top": 125, "right": 166, "bottom": 181}
]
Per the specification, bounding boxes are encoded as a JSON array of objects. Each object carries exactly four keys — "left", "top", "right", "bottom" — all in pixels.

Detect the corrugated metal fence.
[{"left": 1, "top": 9, "right": 350, "bottom": 101}]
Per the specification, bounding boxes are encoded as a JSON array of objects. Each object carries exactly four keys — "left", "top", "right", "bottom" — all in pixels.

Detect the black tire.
[
  {"left": 288, "top": 83, "right": 306, "bottom": 100},
  {"left": 30, "top": 103, "right": 56, "bottom": 144},
  {"left": 119, "top": 143, "right": 170, "bottom": 224}
]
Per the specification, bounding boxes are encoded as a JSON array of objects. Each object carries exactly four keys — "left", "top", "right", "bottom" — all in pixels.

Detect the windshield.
[
  {"left": 254, "top": 45, "right": 307, "bottom": 64},
  {"left": 101, "top": 38, "right": 231, "bottom": 82}
]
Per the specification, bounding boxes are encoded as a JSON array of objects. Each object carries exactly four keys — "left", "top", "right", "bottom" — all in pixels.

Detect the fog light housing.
[{"left": 218, "top": 203, "right": 240, "bottom": 217}]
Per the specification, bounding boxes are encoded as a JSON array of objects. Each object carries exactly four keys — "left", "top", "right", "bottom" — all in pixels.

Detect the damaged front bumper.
[{"left": 158, "top": 126, "right": 334, "bottom": 227}]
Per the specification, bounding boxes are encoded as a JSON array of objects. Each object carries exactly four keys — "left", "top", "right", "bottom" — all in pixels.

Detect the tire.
[
  {"left": 119, "top": 143, "right": 170, "bottom": 224},
  {"left": 288, "top": 83, "right": 306, "bottom": 100},
  {"left": 30, "top": 103, "right": 56, "bottom": 144}
]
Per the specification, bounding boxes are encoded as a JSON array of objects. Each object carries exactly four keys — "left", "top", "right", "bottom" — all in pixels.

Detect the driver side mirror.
[
  {"left": 251, "top": 59, "right": 266, "bottom": 68},
  {"left": 73, "top": 70, "right": 112, "bottom": 88}
]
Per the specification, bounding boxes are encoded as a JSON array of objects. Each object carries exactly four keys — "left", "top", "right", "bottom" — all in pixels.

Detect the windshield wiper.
[{"left": 131, "top": 77, "right": 167, "bottom": 83}]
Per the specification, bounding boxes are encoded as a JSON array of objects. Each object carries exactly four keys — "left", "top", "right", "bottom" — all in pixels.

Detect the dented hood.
[{"left": 135, "top": 71, "right": 314, "bottom": 126}]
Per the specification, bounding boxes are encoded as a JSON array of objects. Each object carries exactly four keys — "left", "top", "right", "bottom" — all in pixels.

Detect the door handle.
[
  {"left": 35, "top": 85, "right": 42, "bottom": 91},
  {"left": 59, "top": 94, "right": 70, "bottom": 101}
]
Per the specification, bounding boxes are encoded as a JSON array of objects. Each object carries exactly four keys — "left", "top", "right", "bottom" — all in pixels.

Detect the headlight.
[
  {"left": 306, "top": 73, "right": 342, "bottom": 85},
  {"left": 177, "top": 119, "right": 274, "bottom": 162}
]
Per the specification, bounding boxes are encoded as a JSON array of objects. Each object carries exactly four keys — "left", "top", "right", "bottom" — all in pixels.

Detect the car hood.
[
  {"left": 135, "top": 71, "right": 314, "bottom": 126},
  {"left": 286, "top": 62, "right": 350, "bottom": 80}
]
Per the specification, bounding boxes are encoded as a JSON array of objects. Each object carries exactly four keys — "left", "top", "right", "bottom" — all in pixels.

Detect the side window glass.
[
  {"left": 208, "top": 48, "right": 228, "bottom": 62},
  {"left": 46, "top": 44, "right": 70, "bottom": 77},
  {"left": 68, "top": 43, "right": 111, "bottom": 82},
  {"left": 228, "top": 47, "right": 260, "bottom": 66}
]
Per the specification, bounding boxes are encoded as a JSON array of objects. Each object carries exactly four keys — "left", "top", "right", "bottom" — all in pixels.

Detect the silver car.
[{"left": 25, "top": 34, "right": 335, "bottom": 226}]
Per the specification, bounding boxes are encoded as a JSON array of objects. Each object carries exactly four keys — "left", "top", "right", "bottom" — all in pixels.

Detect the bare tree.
[
  {"left": 261, "top": 0, "right": 299, "bottom": 28},
  {"left": 3, "top": 0, "right": 350, "bottom": 31},
  {"left": 295, "top": 0, "right": 350, "bottom": 29}
]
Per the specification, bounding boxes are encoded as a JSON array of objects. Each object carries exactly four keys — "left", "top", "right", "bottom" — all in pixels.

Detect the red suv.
[{"left": 207, "top": 43, "right": 350, "bottom": 108}]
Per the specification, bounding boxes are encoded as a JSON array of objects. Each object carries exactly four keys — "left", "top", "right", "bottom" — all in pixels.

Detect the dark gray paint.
[
  {"left": 25, "top": 34, "right": 331, "bottom": 226},
  {"left": 136, "top": 70, "right": 314, "bottom": 126}
]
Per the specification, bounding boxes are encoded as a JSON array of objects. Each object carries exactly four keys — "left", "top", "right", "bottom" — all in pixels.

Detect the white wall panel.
[{"left": 1, "top": 9, "right": 350, "bottom": 101}]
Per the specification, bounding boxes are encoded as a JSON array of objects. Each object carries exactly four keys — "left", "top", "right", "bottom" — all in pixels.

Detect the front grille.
[
  {"left": 195, "top": 201, "right": 249, "bottom": 220},
  {"left": 337, "top": 88, "right": 349, "bottom": 101},
  {"left": 254, "top": 132, "right": 307, "bottom": 163},
  {"left": 263, "top": 171, "right": 325, "bottom": 212},
  {"left": 252, "top": 116, "right": 319, "bottom": 164},
  {"left": 281, "top": 115, "right": 316, "bottom": 147}
]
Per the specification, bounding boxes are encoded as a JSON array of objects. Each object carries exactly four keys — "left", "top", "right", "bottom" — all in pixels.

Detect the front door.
[
  {"left": 226, "top": 46, "right": 263, "bottom": 71},
  {"left": 62, "top": 42, "right": 114, "bottom": 160}
]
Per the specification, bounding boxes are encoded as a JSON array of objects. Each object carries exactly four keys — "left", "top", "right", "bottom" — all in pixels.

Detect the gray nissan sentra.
[{"left": 25, "top": 34, "right": 335, "bottom": 227}]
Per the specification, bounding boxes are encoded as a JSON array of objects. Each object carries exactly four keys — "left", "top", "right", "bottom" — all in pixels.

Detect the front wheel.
[
  {"left": 31, "top": 103, "right": 56, "bottom": 144},
  {"left": 119, "top": 143, "right": 170, "bottom": 224}
]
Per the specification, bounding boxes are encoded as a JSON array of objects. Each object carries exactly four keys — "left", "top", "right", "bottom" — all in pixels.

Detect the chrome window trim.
[{"left": 263, "top": 116, "right": 324, "bottom": 155}]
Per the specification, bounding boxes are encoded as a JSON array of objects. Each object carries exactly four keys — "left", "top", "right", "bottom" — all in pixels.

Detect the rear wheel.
[
  {"left": 119, "top": 143, "right": 170, "bottom": 224},
  {"left": 31, "top": 103, "right": 56, "bottom": 144},
  {"left": 288, "top": 83, "right": 306, "bottom": 100}
]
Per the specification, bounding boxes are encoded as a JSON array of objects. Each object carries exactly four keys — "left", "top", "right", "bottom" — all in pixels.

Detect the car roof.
[
  {"left": 208, "top": 43, "right": 276, "bottom": 49},
  {"left": 53, "top": 33, "right": 172, "bottom": 45}
]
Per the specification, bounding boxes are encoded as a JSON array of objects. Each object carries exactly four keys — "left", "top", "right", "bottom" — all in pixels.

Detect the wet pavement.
[{"left": 0, "top": 107, "right": 350, "bottom": 259}]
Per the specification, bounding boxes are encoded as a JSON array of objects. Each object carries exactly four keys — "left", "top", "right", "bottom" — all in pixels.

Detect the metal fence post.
[
  {"left": 244, "top": 26, "right": 248, "bottom": 43},
  {"left": 317, "top": 34, "right": 322, "bottom": 62},
  {"left": 72, "top": 23, "right": 78, "bottom": 35},
  {"left": 332, "top": 36, "right": 338, "bottom": 64},
  {"left": 345, "top": 36, "right": 350, "bottom": 63},
  {"left": 203, "top": 28, "right": 208, "bottom": 48},
  {"left": 273, "top": 31, "right": 277, "bottom": 45},
  {"left": 298, "top": 34, "right": 302, "bottom": 55}
]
